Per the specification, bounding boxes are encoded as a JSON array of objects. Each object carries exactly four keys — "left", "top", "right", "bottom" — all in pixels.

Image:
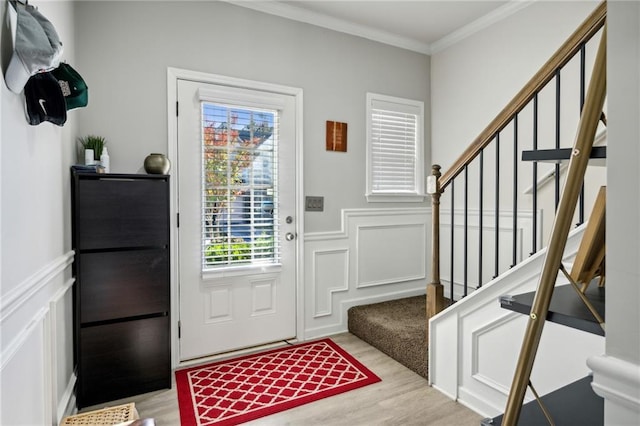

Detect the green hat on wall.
[{"left": 52, "top": 63, "right": 88, "bottom": 110}]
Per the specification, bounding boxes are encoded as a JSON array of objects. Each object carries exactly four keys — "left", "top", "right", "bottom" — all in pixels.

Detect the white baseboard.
[{"left": 588, "top": 355, "right": 640, "bottom": 424}]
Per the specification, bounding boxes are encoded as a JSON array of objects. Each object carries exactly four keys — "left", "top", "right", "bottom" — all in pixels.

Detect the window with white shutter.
[{"left": 366, "top": 93, "right": 425, "bottom": 202}]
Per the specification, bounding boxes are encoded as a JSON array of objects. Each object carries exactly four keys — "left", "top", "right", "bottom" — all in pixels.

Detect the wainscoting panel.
[
  {"left": 312, "top": 249, "right": 349, "bottom": 318},
  {"left": 470, "top": 311, "right": 522, "bottom": 392},
  {"left": 304, "top": 208, "right": 429, "bottom": 339},
  {"left": 50, "top": 279, "right": 76, "bottom": 424},
  {"left": 0, "top": 251, "right": 76, "bottom": 425},
  {"left": 0, "top": 310, "right": 49, "bottom": 425},
  {"left": 439, "top": 209, "right": 539, "bottom": 300},
  {"left": 356, "top": 223, "right": 426, "bottom": 288},
  {"left": 430, "top": 227, "right": 605, "bottom": 418}
]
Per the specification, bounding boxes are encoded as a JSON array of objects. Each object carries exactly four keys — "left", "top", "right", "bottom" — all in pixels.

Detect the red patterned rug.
[{"left": 175, "top": 338, "right": 381, "bottom": 425}]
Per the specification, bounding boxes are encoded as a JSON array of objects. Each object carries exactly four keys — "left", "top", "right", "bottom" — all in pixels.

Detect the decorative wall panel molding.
[
  {"left": 0, "top": 306, "right": 48, "bottom": 370},
  {"left": 356, "top": 223, "right": 426, "bottom": 288},
  {"left": 438, "top": 209, "right": 538, "bottom": 299},
  {"left": 471, "top": 312, "right": 520, "bottom": 380},
  {"left": 50, "top": 278, "right": 75, "bottom": 424},
  {"left": 312, "top": 249, "right": 349, "bottom": 318},
  {"left": 430, "top": 225, "right": 605, "bottom": 418},
  {"left": 1, "top": 252, "right": 77, "bottom": 426},
  {"left": 304, "top": 208, "right": 429, "bottom": 338},
  {"left": 0, "top": 310, "right": 48, "bottom": 425},
  {"left": 0, "top": 251, "right": 74, "bottom": 322}
]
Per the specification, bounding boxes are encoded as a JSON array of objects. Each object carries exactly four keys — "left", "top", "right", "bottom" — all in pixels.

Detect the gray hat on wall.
[{"left": 5, "top": 2, "right": 63, "bottom": 94}]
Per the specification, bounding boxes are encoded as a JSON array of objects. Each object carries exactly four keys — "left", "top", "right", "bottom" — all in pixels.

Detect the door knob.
[{"left": 285, "top": 232, "right": 296, "bottom": 241}]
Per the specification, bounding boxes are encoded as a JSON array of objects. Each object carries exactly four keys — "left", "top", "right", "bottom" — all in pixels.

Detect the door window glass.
[{"left": 201, "top": 103, "right": 279, "bottom": 270}]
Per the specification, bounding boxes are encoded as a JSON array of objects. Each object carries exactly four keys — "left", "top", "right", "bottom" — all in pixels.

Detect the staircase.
[
  {"left": 428, "top": 224, "right": 605, "bottom": 413},
  {"left": 429, "top": 7, "right": 609, "bottom": 423},
  {"left": 351, "top": 1, "right": 611, "bottom": 423},
  {"left": 348, "top": 296, "right": 428, "bottom": 378},
  {"left": 480, "top": 280, "right": 605, "bottom": 425},
  {"left": 482, "top": 376, "right": 603, "bottom": 426}
]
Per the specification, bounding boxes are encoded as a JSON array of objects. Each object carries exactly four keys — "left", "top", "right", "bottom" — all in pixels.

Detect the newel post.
[{"left": 427, "top": 165, "right": 445, "bottom": 325}]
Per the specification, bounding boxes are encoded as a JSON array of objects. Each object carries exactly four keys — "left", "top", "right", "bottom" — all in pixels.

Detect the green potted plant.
[{"left": 78, "top": 135, "right": 106, "bottom": 163}]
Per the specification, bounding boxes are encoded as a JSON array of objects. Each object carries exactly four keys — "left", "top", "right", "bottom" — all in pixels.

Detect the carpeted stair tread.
[{"left": 348, "top": 295, "right": 427, "bottom": 378}]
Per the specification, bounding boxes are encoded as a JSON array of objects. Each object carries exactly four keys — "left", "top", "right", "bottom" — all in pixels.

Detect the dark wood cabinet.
[{"left": 71, "top": 171, "right": 171, "bottom": 408}]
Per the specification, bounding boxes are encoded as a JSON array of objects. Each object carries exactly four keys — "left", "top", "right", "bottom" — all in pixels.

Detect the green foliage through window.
[{"left": 204, "top": 236, "right": 275, "bottom": 266}]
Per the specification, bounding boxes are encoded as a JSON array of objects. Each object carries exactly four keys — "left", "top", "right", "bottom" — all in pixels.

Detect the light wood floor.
[{"left": 83, "top": 333, "right": 482, "bottom": 425}]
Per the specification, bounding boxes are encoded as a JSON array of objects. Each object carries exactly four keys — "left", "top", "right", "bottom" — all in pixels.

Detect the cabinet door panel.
[
  {"left": 77, "top": 178, "right": 168, "bottom": 250},
  {"left": 79, "top": 249, "right": 169, "bottom": 323},
  {"left": 78, "top": 316, "right": 170, "bottom": 408}
]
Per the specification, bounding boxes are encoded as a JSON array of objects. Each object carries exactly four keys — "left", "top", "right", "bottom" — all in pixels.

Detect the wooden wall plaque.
[{"left": 326, "top": 121, "right": 347, "bottom": 152}]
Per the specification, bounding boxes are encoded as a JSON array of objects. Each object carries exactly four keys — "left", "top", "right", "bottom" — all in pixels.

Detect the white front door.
[{"left": 177, "top": 78, "right": 298, "bottom": 361}]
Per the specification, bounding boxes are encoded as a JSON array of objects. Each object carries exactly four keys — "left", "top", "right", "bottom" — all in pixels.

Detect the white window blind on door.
[
  {"left": 366, "top": 93, "right": 424, "bottom": 202},
  {"left": 200, "top": 102, "right": 280, "bottom": 270}
]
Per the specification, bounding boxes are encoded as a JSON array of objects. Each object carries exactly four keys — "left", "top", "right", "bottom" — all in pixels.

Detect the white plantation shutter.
[
  {"left": 366, "top": 93, "right": 425, "bottom": 202},
  {"left": 371, "top": 108, "right": 417, "bottom": 191}
]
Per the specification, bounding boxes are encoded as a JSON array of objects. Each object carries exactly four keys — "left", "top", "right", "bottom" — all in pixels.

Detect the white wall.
[
  {"left": 606, "top": 0, "right": 640, "bottom": 371},
  {"left": 1, "top": 1, "right": 78, "bottom": 424},
  {"left": 73, "top": 0, "right": 431, "bottom": 234},
  {"left": 431, "top": 0, "right": 599, "bottom": 171},
  {"left": 588, "top": 2, "right": 640, "bottom": 424}
]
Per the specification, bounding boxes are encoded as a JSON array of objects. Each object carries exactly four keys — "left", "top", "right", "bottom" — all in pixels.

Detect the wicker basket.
[{"left": 60, "top": 403, "right": 138, "bottom": 426}]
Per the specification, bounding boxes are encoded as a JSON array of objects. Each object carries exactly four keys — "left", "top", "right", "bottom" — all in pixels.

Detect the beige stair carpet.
[{"left": 348, "top": 295, "right": 427, "bottom": 378}]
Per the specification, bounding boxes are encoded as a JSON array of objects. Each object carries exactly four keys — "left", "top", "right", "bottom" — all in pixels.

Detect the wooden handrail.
[{"left": 438, "top": 1, "right": 606, "bottom": 191}]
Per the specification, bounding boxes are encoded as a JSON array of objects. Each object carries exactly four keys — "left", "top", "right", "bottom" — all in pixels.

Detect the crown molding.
[
  {"left": 223, "top": 0, "right": 431, "bottom": 55},
  {"left": 224, "top": 1, "right": 535, "bottom": 56},
  {"left": 430, "top": 0, "right": 536, "bottom": 54}
]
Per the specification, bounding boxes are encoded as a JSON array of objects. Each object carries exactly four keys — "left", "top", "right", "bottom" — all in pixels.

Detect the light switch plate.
[{"left": 305, "top": 196, "right": 324, "bottom": 212}]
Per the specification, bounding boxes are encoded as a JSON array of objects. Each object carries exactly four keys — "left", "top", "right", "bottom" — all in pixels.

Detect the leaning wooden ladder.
[{"left": 501, "top": 24, "right": 608, "bottom": 426}]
